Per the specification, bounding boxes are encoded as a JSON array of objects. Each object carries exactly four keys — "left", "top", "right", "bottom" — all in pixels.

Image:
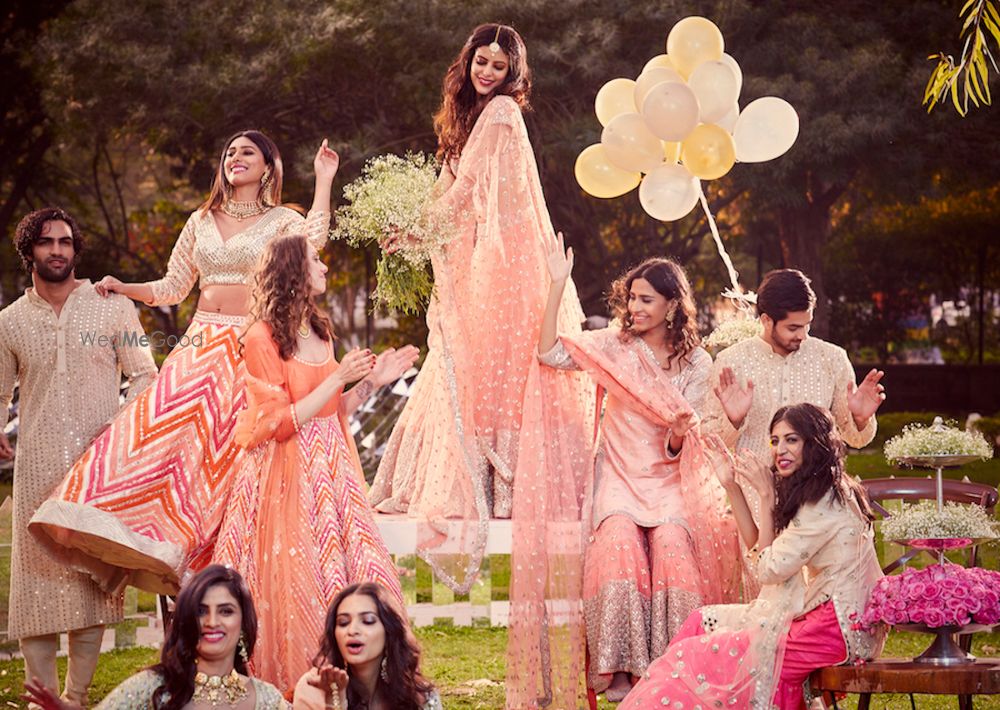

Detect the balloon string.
[{"left": 698, "top": 186, "right": 756, "bottom": 314}]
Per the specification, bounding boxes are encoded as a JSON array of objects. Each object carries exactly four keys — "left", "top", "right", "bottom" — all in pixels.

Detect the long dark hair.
[
  {"left": 607, "top": 257, "right": 700, "bottom": 368},
  {"left": 150, "top": 565, "right": 258, "bottom": 710},
  {"left": 199, "top": 130, "right": 284, "bottom": 214},
  {"left": 314, "top": 583, "right": 433, "bottom": 710},
  {"left": 246, "top": 234, "right": 333, "bottom": 360},
  {"left": 770, "top": 403, "right": 875, "bottom": 533},
  {"left": 433, "top": 23, "right": 531, "bottom": 164}
]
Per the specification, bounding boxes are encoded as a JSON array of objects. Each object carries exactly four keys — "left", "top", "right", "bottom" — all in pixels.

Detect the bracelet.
[{"left": 291, "top": 403, "right": 301, "bottom": 432}]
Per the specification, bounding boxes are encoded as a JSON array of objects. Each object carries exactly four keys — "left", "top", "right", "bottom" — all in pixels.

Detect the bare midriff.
[{"left": 197, "top": 284, "right": 250, "bottom": 315}]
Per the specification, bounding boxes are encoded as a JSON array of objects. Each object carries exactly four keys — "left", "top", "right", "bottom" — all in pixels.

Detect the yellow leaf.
[
  {"left": 951, "top": 72, "right": 966, "bottom": 114},
  {"left": 987, "top": 1, "right": 1000, "bottom": 28},
  {"left": 961, "top": 0, "right": 978, "bottom": 17}
]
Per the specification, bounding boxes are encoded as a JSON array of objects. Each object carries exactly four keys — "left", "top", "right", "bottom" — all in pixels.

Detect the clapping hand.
[
  {"left": 337, "top": 348, "right": 376, "bottom": 386},
  {"left": 713, "top": 367, "right": 754, "bottom": 428},
  {"left": 314, "top": 139, "right": 340, "bottom": 183},
  {"left": 371, "top": 345, "right": 420, "bottom": 387},
  {"left": 848, "top": 368, "right": 886, "bottom": 425},
  {"left": 704, "top": 434, "right": 738, "bottom": 488},
  {"left": 733, "top": 449, "right": 775, "bottom": 504},
  {"left": 545, "top": 231, "right": 573, "bottom": 284},
  {"left": 670, "top": 409, "right": 699, "bottom": 440}
]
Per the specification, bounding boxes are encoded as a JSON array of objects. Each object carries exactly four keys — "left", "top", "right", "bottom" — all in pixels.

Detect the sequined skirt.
[
  {"left": 584, "top": 514, "right": 703, "bottom": 692},
  {"left": 29, "top": 312, "right": 247, "bottom": 594}
]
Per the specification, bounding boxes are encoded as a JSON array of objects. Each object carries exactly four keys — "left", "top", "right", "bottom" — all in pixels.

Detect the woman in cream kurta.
[
  {"left": 537, "top": 246, "right": 739, "bottom": 700},
  {"left": 621, "top": 403, "right": 886, "bottom": 710}
]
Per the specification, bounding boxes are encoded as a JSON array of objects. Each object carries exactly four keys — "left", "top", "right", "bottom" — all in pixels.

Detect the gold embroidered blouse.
[{"left": 147, "top": 206, "right": 329, "bottom": 306}]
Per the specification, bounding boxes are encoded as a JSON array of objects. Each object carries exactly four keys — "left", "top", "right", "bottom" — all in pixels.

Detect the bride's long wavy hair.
[
  {"left": 433, "top": 23, "right": 531, "bottom": 165},
  {"left": 247, "top": 234, "right": 333, "bottom": 360}
]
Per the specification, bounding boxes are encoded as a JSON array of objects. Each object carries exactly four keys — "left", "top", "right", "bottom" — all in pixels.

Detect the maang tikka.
[{"left": 488, "top": 25, "right": 502, "bottom": 54}]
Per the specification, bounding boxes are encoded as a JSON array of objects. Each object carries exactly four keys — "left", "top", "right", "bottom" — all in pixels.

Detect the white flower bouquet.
[
  {"left": 331, "top": 152, "right": 451, "bottom": 314},
  {"left": 884, "top": 418, "right": 993, "bottom": 464},
  {"left": 881, "top": 500, "right": 1000, "bottom": 541},
  {"left": 704, "top": 316, "right": 763, "bottom": 351}
]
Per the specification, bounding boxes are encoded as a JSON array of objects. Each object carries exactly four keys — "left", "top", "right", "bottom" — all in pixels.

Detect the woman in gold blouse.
[{"left": 31, "top": 130, "right": 338, "bottom": 596}]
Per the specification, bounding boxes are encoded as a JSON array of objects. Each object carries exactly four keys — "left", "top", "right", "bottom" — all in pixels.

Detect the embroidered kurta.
[
  {"left": 0, "top": 283, "right": 156, "bottom": 639},
  {"left": 622, "top": 488, "right": 886, "bottom": 709},
  {"left": 703, "top": 336, "right": 877, "bottom": 460}
]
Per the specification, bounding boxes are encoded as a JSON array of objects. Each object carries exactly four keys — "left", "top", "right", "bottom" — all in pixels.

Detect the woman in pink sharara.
[
  {"left": 367, "top": 23, "right": 592, "bottom": 708},
  {"left": 621, "top": 403, "right": 886, "bottom": 710},
  {"left": 537, "top": 239, "right": 740, "bottom": 702}
]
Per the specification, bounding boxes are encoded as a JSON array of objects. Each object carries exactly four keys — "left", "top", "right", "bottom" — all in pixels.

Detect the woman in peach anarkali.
[
  {"left": 367, "top": 23, "right": 592, "bottom": 708},
  {"left": 213, "top": 234, "right": 415, "bottom": 691}
]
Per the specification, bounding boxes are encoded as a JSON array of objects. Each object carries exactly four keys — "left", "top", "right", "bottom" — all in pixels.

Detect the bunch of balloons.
[{"left": 575, "top": 16, "right": 799, "bottom": 222}]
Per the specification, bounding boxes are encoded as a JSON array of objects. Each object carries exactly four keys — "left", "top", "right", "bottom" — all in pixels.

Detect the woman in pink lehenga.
[
  {"left": 213, "top": 234, "right": 415, "bottom": 692},
  {"left": 367, "top": 24, "right": 593, "bottom": 708},
  {"left": 30, "top": 131, "right": 338, "bottom": 594},
  {"left": 537, "top": 242, "right": 741, "bottom": 702},
  {"left": 621, "top": 404, "right": 885, "bottom": 710}
]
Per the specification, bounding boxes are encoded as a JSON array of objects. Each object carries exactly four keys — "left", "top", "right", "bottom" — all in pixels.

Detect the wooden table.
[{"left": 811, "top": 658, "right": 1000, "bottom": 709}]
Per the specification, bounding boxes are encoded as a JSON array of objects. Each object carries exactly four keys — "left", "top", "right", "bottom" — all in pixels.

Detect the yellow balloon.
[
  {"left": 595, "top": 78, "right": 638, "bottom": 127},
  {"left": 666, "top": 16, "right": 725, "bottom": 78},
  {"left": 662, "top": 141, "right": 681, "bottom": 163},
  {"left": 643, "top": 54, "right": 675, "bottom": 74},
  {"left": 575, "top": 144, "right": 642, "bottom": 198},
  {"left": 680, "top": 124, "right": 736, "bottom": 180}
]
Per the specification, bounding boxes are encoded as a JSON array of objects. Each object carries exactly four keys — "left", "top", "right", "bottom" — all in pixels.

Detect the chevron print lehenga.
[
  {"left": 29, "top": 207, "right": 329, "bottom": 593},
  {"left": 212, "top": 321, "right": 402, "bottom": 692}
]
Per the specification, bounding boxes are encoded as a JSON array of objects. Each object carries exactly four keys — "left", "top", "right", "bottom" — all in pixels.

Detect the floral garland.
[
  {"left": 859, "top": 563, "right": 1000, "bottom": 629},
  {"left": 881, "top": 500, "right": 1000, "bottom": 540},
  {"left": 331, "top": 152, "right": 452, "bottom": 314},
  {"left": 704, "top": 316, "right": 762, "bottom": 351},
  {"left": 884, "top": 419, "right": 992, "bottom": 463}
]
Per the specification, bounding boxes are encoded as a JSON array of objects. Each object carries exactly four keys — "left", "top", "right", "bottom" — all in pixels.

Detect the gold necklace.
[
  {"left": 298, "top": 319, "right": 312, "bottom": 339},
  {"left": 221, "top": 199, "right": 267, "bottom": 222},
  {"left": 192, "top": 669, "right": 248, "bottom": 707}
]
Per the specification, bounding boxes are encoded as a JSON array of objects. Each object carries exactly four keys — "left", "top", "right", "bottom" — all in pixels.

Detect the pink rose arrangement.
[{"left": 859, "top": 563, "right": 1000, "bottom": 630}]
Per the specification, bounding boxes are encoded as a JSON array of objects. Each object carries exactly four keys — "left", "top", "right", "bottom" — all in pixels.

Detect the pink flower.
[
  {"left": 906, "top": 581, "right": 927, "bottom": 601},
  {"left": 924, "top": 608, "right": 947, "bottom": 627},
  {"left": 922, "top": 582, "right": 942, "bottom": 600}
]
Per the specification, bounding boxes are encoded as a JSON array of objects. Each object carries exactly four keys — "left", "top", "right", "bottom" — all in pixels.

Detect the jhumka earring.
[
  {"left": 488, "top": 25, "right": 502, "bottom": 54},
  {"left": 380, "top": 655, "right": 389, "bottom": 682},
  {"left": 238, "top": 633, "right": 250, "bottom": 664}
]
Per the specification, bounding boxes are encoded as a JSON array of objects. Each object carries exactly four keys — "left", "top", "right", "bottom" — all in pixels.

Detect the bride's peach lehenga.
[{"left": 367, "top": 95, "right": 594, "bottom": 708}]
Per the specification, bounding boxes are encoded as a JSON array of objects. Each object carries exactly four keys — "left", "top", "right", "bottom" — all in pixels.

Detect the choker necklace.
[
  {"left": 298, "top": 320, "right": 312, "bottom": 339},
  {"left": 221, "top": 199, "right": 267, "bottom": 222},
  {"left": 192, "top": 669, "right": 247, "bottom": 707}
]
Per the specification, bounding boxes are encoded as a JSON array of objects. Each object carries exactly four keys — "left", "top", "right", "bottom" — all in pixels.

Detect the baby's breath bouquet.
[
  {"left": 882, "top": 500, "right": 1000, "bottom": 541},
  {"left": 331, "top": 152, "right": 450, "bottom": 314},
  {"left": 704, "top": 315, "right": 763, "bottom": 351},
  {"left": 884, "top": 418, "right": 993, "bottom": 464}
]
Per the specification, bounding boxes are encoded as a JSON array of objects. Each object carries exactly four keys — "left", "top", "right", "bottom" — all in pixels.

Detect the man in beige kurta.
[
  {"left": 0, "top": 208, "right": 156, "bottom": 705},
  {"left": 704, "top": 268, "right": 886, "bottom": 460}
]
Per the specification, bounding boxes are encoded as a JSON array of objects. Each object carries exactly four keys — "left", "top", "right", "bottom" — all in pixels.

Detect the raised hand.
[
  {"left": 371, "top": 345, "right": 420, "bottom": 387},
  {"left": 545, "top": 231, "right": 573, "bottom": 284},
  {"left": 713, "top": 366, "right": 754, "bottom": 428},
  {"left": 734, "top": 449, "right": 775, "bottom": 503},
  {"left": 94, "top": 275, "right": 124, "bottom": 298},
  {"left": 0, "top": 433, "right": 13, "bottom": 460},
  {"left": 848, "top": 368, "right": 886, "bottom": 425},
  {"left": 704, "top": 434, "right": 737, "bottom": 488},
  {"left": 337, "top": 347, "right": 375, "bottom": 386},
  {"left": 670, "top": 409, "right": 699, "bottom": 440},
  {"left": 314, "top": 139, "right": 340, "bottom": 184},
  {"left": 382, "top": 227, "right": 420, "bottom": 256}
]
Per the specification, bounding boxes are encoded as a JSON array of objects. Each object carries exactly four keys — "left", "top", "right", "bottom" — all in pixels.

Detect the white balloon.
[
  {"left": 640, "top": 81, "right": 700, "bottom": 142},
  {"left": 639, "top": 163, "right": 701, "bottom": 221},
  {"left": 643, "top": 54, "right": 675, "bottom": 74},
  {"left": 717, "top": 102, "right": 740, "bottom": 133},
  {"left": 733, "top": 96, "right": 799, "bottom": 162},
  {"left": 720, "top": 53, "right": 743, "bottom": 97},
  {"left": 634, "top": 66, "right": 684, "bottom": 108},
  {"left": 687, "top": 60, "right": 739, "bottom": 123},
  {"left": 601, "top": 112, "right": 664, "bottom": 173}
]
